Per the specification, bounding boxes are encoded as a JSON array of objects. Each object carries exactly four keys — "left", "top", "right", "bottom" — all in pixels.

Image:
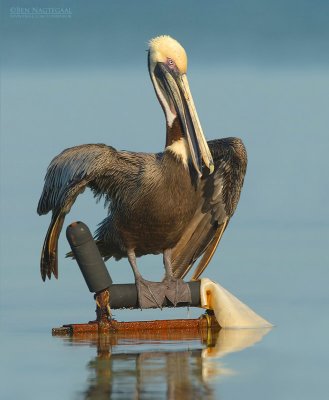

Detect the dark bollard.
[{"left": 66, "top": 221, "right": 113, "bottom": 293}]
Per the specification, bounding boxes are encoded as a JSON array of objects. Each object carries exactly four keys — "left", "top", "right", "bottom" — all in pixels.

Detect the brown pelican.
[{"left": 37, "top": 35, "right": 247, "bottom": 308}]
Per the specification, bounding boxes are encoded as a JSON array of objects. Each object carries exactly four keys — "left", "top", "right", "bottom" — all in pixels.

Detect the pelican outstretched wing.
[
  {"left": 171, "top": 138, "right": 247, "bottom": 280},
  {"left": 37, "top": 144, "right": 141, "bottom": 281}
]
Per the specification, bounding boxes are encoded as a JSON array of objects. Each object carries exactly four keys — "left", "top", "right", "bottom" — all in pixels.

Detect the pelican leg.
[
  {"left": 127, "top": 249, "right": 166, "bottom": 309},
  {"left": 163, "top": 249, "right": 192, "bottom": 306}
]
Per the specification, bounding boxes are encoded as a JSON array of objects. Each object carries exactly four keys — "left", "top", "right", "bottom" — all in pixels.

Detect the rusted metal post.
[{"left": 94, "top": 289, "right": 112, "bottom": 333}]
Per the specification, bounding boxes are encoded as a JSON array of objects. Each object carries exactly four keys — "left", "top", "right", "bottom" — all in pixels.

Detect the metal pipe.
[{"left": 108, "top": 281, "right": 201, "bottom": 309}]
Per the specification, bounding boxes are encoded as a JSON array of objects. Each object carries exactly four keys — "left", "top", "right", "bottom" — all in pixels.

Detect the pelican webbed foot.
[
  {"left": 162, "top": 249, "right": 192, "bottom": 306},
  {"left": 135, "top": 277, "right": 167, "bottom": 309},
  {"left": 128, "top": 250, "right": 167, "bottom": 309},
  {"left": 163, "top": 277, "right": 192, "bottom": 306}
]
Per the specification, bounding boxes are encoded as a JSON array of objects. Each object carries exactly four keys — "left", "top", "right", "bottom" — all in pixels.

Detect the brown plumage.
[
  {"left": 171, "top": 138, "right": 247, "bottom": 280},
  {"left": 37, "top": 35, "right": 247, "bottom": 307}
]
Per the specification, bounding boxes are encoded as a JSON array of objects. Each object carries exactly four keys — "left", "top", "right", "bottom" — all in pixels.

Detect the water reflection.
[{"left": 58, "top": 328, "right": 271, "bottom": 399}]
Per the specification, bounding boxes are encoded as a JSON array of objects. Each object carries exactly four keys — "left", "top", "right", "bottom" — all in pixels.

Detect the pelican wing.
[
  {"left": 37, "top": 144, "right": 143, "bottom": 281},
  {"left": 171, "top": 138, "right": 247, "bottom": 280}
]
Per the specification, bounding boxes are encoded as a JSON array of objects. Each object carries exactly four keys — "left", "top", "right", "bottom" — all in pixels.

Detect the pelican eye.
[{"left": 167, "top": 58, "right": 176, "bottom": 69}]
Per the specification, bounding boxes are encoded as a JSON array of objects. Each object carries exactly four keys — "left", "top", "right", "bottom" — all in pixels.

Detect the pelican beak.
[
  {"left": 177, "top": 74, "right": 214, "bottom": 176},
  {"left": 153, "top": 64, "right": 214, "bottom": 176}
]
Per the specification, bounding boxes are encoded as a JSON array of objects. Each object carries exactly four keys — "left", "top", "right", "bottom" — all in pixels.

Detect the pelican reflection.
[{"left": 58, "top": 327, "right": 271, "bottom": 399}]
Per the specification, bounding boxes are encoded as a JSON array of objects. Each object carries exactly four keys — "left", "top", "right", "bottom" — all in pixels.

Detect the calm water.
[{"left": 1, "top": 1, "right": 329, "bottom": 399}]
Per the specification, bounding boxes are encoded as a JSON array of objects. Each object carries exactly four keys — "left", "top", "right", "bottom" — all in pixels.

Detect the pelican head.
[{"left": 148, "top": 35, "right": 214, "bottom": 176}]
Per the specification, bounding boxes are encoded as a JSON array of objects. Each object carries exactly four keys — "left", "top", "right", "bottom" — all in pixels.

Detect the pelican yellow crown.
[{"left": 149, "top": 35, "right": 188, "bottom": 74}]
